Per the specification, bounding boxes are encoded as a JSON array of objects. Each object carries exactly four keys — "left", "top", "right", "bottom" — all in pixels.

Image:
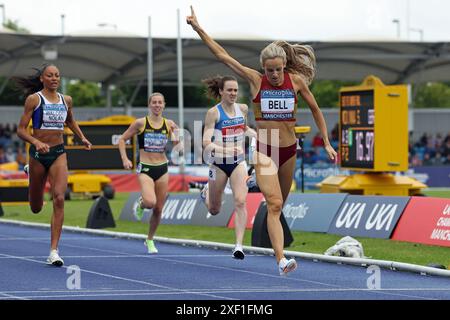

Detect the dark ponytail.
[
  {"left": 202, "top": 75, "right": 237, "bottom": 100},
  {"left": 12, "top": 63, "right": 55, "bottom": 97}
]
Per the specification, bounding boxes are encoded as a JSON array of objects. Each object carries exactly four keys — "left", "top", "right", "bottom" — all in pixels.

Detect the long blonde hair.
[{"left": 260, "top": 41, "right": 316, "bottom": 85}]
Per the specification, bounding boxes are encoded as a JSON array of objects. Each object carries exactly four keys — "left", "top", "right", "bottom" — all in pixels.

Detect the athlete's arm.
[
  {"left": 293, "top": 74, "right": 337, "bottom": 160},
  {"left": 64, "top": 96, "right": 92, "bottom": 151},
  {"left": 239, "top": 104, "right": 257, "bottom": 138},
  {"left": 187, "top": 6, "right": 261, "bottom": 93},
  {"left": 119, "top": 118, "right": 144, "bottom": 170},
  {"left": 17, "top": 94, "right": 49, "bottom": 153},
  {"left": 167, "top": 119, "right": 180, "bottom": 146}
]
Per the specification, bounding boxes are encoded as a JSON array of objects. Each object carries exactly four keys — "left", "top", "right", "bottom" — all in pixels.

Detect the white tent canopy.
[{"left": 0, "top": 31, "right": 449, "bottom": 87}]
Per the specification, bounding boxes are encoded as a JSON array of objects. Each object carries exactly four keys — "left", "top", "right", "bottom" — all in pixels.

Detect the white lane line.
[
  {"left": 0, "top": 227, "right": 443, "bottom": 300},
  {"left": 0, "top": 237, "right": 99, "bottom": 241},
  {"left": 0, "top": 254, "right": 239, "bottom": 259},
  {"left": 20, "top": 240, "right": 437, "bottom": 300},
  {"left": 0, "top": 252, "right": 234, "bottom": 301},
  {"left": 1, "top": 287, "right": 448, "bottom": 300},
  {"left": 0, "top": 292, "right": 30, "bottom": 300},
  {"left": 25, "top": 236, "right": 446, "bottom": 300},
  {"left": 2, "top": 287, "right": 450, "bottom": 295},
  {"left": 144, "top": 256, "right": 439, "bottom": 300}
]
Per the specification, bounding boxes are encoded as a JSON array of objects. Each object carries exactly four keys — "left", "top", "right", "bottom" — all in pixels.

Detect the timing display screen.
[
  {"left": 64, "top": 125, "right": 134, "bottom": 170},
  {"left": 340, "top": 90, "right": 375, "bottom": 169}
]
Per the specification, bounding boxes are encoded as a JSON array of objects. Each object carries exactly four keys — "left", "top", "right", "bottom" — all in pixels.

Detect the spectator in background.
[
  {"left": 4, "top": 146, "right": 15, "bottom": 163},
  {"left": 422, "top": 153, "right": 434, "bottom": 166},
  {"left": 410, "top": 154, "right": 422, "bottom": 167},
  {"left": 445, "top": 154, "right": 450, "bottom": 165},
  {"left": 441, "top": 140, "right": 450, "bottom": 158},
  {"left": 312, "top": 132, "right": 325, "bottom": 149},
  {"left": 330, "top": 123, "right": 338, "bottom": 142},
  {"left": 11, "top": 124, "right": 22, "bottom": 148},
  {"left": 434, "top": 152, "right": 444, "bottom": 166},
  {"left": 435, "top": 133, "right": 443, "bottom": 149},
  {"left": 0, "top": 124, "right": 7, "bottom": 147},
  {"left": 4, "top": 124, "right": 12, "bottom": 140},
  {"left": 417, "top": 133, "right": 428, "bottom": 148},
  {"left": 0, "top": 146, "right": 7, "bottom": 164},
  {"left": 444, "top": 132, "right": 450, "bottom": 145},
  {"left": 15, "top": 146, "right": 27, "bottom": 170}
]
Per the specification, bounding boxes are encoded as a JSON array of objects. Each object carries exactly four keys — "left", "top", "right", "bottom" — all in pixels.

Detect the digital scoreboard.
[
  {"left": 27, "top": 115, "right": 136, "bottom": 171},
  {"left": 65, "top": 115, "right": 136, "bottom": 171},
  {"left": 339, "top": 76, "right": 408, "bottom": 172},
  {"left": 340, "top": 90, "right": 375, "bottom": 169}
]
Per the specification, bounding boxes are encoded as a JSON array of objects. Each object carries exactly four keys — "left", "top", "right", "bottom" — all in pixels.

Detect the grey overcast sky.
[{"left": 1, "top": 0, "right": 449, "bottom": 41}]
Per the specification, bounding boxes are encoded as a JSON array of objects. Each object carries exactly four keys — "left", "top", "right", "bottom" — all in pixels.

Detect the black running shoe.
[{"left": 232, "top": 248, "right": 245, "bottom": 260}]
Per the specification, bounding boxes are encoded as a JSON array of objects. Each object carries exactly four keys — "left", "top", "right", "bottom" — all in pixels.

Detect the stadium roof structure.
[{"left": 0, "top": 31, "right": 449, "bottom": 89}]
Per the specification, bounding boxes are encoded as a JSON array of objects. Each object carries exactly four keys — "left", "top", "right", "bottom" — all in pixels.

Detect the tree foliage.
[
  {"left": 414, "top": 82, "right": 450, "bottom": 108},
  {"left": 309, "top": 80, "right": 358, "bottom": 108},
  {"left": 67, "top": 80, "right": 105, "bottom": 107},
  {"left": 4, "top": 19, "right": 30, "bottom": 33}
]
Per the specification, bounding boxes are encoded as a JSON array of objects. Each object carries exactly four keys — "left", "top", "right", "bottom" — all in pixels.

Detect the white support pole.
[
  {"left": 147, "top": 16, "right": 153, "bottom": 99},
  {"left": 60, "top": 14, "right": 67, "bottom": 95},
  {"left": 177, "top": 8, "right": 185, "bottom": 174}
]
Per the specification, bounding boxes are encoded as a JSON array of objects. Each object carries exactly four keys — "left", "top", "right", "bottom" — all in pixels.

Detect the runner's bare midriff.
[
  {"left": 255, "top": 120, "right": 297, "bottom": 147},
  {"left": 32, "top": 129, "right": 64, "bottom": 147},
  {"left": 139, "top": 150, "right": 168, "bottom": 165}
]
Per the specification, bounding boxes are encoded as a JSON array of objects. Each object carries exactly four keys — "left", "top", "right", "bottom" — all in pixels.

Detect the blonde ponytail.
[{"left": 260, "top": 41, "right": 316, "bottom": 85}]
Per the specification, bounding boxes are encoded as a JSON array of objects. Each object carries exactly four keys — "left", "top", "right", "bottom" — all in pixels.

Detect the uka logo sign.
[
  {"left": 335, "top": 202, "right": 398, "bottom": 230},
  {"left": 162, "top": 199, "right": 197, "bottom": 220},
  {"left": 329, "top": 196, "right": 410, "bottom": 238}
]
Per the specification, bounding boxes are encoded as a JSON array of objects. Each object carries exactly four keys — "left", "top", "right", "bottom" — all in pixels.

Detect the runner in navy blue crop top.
[{"left": 16, "top": 64, "right": 92, "bottom": 267}]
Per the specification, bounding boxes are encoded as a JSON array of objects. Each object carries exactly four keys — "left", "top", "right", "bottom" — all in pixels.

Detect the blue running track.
[{"left": 0, "top": 222, "right": 449, "bottom": 300}]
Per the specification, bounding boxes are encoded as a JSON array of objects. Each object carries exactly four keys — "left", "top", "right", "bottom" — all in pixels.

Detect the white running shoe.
[
  {"left": 47, "top": 249, "right": 64, "bottom": 267},
  {"left": 278, "top": 257, "right": 297, "bottom": 276},
  {"left": 200, "top": 182, "right": 208, "bottom": 203}
]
